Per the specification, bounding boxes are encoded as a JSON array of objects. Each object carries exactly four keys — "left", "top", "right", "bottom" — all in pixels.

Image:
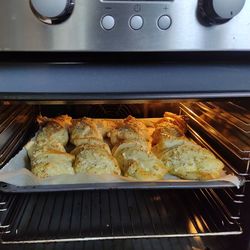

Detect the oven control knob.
[
  {"left": 30, "top": 0, "right": 75, "bottom": 24},
  {"left": 198, "top": 0, "right": 246, "bottom": 25}
]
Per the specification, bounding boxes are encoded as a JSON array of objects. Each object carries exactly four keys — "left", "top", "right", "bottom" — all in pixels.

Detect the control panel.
[{"left": 0, "top": 0, "right": 249, "bottom": 51}]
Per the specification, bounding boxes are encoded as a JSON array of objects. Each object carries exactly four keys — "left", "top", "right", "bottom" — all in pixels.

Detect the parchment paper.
[{"left": 0, "top": 146, "right": 241, "bottom": 188}]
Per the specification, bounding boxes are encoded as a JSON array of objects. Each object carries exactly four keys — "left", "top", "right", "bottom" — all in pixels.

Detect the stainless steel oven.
[{"left": 0, "top": 1, "right": 250, "bottom": 250}]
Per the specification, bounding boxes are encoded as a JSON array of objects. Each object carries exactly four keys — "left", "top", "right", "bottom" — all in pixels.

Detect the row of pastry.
[
  {"left": 26, "top": 115, "right": 75, "bottom": 178},
  {"left": 26, "top": 113, "right": 224, "bottom": 180},
  {"left": 152, "top": 112, "right": 224, "bottom": 180}
]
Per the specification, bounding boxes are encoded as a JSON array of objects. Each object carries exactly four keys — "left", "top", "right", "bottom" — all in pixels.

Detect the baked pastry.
[
  {"left": 109, "top": 116, "right": 168, "bottom": 180},
  {"left": 27, "top": 115, "right": 74, "bottom": 178},
  {"left": 152, "top": 113, "right": 188, "bottom": 154},
  {"left": 112, "top": 141, "right": 167, "bottom": 181},
  {"left": 71, "top": 137, "right": 111, "bottom": 154},
  {"left": 37, "top": 114, "right": 72, "bottom": 128},
  {"left": 69, "top": 117, "right": 120, "bottom": 175},
  {"left": 26, "top": 140, "right": 65, "bottom": 161},
  {"left": 152, "top": 136, "right": 191, "bottom": 157},
  {"left": 32, "top": 160, "right": 75, "bottom": 179},
  {"left": 112, "top": 141, "right": 148, "bottom": 168},
  {"left": 152, "top": 113, "right": 187, "bottom": 145},
  {"left": 95, "top": 119, "right": 118, "bottom": 137},
  {"left": 36, "top": 115, "right": 72, "bottom": 146},
  {"left": 26, "top": 141, "right": 75, "bottom": 178},
  {"left": 159, "top": 142, "right": 224, "bottom": 180},
  {"left": 108, "top": 116, "right": 150, "bottom": 148},
  {"left": 164, "top": 112, "right": 187, "bottom": 134},
  {"left": 70, "top": 118, "right": 103, "bottom": 146},
  {"left": 72, "top": 144, "right": 120, "bottom": 175},
  {"left": 28, "top": 113, "right": 224, "bottom": 181},
  {"left": 152, "top": 112, "right": 224, "bottom": 180}
]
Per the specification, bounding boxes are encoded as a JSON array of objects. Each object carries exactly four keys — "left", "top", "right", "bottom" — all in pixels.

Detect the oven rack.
[
  {"left": 0, "top": 236, "right": 241, "bottom": 250},
  {"left": 0, "top": 104, "right": 36, "bottom": 167},
  {"left": 0, "top": 189, "right": 242, "bottom": 245},
  {"left": 187, "top": 126, "right": 241, "bottom": 179},
  {"left": 208, "top": 102, "right": 250, "bottom": 133},
  {"left": 0, "top": 194, "right": 10, "bottom": 236},
  {"left": 180, "top": 102, "right": 250, "bottom": 160},
  {"left": 213, "top": 188, "right": 244, "bottom": 221},
  {"left": 197, "top": 102, "right": 250, "bottom": 134}
]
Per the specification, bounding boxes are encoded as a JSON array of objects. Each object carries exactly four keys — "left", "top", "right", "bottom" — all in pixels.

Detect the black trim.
[
  {"left": 0, "top": 93, "right": 249, "bottom": 101},
  {"left": 1, "top": 51, "right": 250, "bottom": 63}
]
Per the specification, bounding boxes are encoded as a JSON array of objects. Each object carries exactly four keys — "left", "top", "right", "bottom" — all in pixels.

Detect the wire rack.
[
  {"left": 0, "top": 104, "right": 37, "bottom": 168},
  {"left": 0, "top": 189, "right": 242, "bottom": 245},
  {"left": 0, "top": 236, "right": 243, "bottom": 250}
]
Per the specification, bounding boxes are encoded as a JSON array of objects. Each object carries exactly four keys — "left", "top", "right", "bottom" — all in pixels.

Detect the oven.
[{"left": 0, "top": 0, "right": 250, "bottom": 250}]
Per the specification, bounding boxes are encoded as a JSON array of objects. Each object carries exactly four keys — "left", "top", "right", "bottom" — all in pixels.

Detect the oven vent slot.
[
  {"left": 180, "top": 102, "right": 250, "bottom": 176},
  {"left": 0, "top": 190, "right": 242, "bottom": 245},
  {"left": 40, "top": 104, "right": 145, "bottom": 119}
]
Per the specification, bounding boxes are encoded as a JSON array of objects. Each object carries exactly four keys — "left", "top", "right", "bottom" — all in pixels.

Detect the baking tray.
[
  {"left": 0, "top": 119, "right": 245, "bottom": 193},
  {"left": 0, "top": 178, "right": 245, "bottom": 193}
]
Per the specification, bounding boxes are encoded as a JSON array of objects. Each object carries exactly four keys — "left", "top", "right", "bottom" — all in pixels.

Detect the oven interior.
[{"left": 0, "top": 99, "right": 249, "bottom": 250}]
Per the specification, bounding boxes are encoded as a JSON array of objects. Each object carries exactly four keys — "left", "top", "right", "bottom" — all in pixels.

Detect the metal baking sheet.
[
  {"left": 0, "top": 179, "right": 245, "bottom": 193},
  {"left": 0, "top": 119, "right": 244, "bottom": 193}
]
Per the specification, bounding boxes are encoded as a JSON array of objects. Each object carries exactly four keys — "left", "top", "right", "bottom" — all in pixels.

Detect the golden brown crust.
[
  {"left": 112, "top": 141, "right": 149, "bottom": 171},
  {"left": 113, "top": 143, "right": 167, "bottom": 180},
  {"left": 32, "top": 162, "right": 75, "bottom": 178},
  {"left": 28, "top": 141, "right": 75, "bottom": 178},
  {"left": 163, "top": 112, "right": 187, "bottom": 134},
  {"left": 69, "top": 117, "right": 121, "bottom": 176},
  {"left": 152, "top": 113, "right": 187, "bottom": 145},
  {"left": 36, "top": 123, "right": 69, "bottom": 146},
  {"left": 108, "top": 116, "right": 151, "bottom": 148},
  {"left": 70, "top": 118, "right": 103, "bottom": 146},
  {"left": 110, "top": 116, "right": 168, "bottom": 180},
  {"left": 159, "top": 141, "right": 224, "bottom": 180},
  {"left": 71, "top": 138, "right": 111, "bottom": 154},
  {"left": 28, "top": 115, "right": 74, "bottom": 178},
  {"left": 37, "top": 115, "right": 72, "bottom": 128},
  {"left": 152, "top": 136, "right": 191, "bottom": 157},
  {"left": 152, "top": 124, "right": 183, "bottom": 145},
  {"left": 95, "top": 119, "right": 118, "bottom": 137},
  {"left": 73, "top": 145, "right": 121, "bottom": 175},
  {"left": 152, "top": 112, "right": 224, "bottom": 180}
]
